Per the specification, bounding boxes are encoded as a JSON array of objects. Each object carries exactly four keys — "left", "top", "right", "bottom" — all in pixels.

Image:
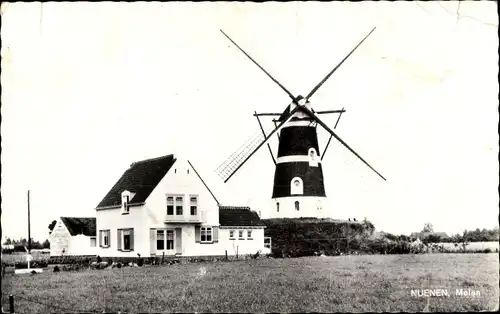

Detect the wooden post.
[
  {"left": 27, "top": 190, "right": 31, "bottom": 254},
  {"left": 9, "top": 294, "right": 14, "bottom": 313},
  {"left": 161, "top": 252, "right": 165, "bottom": 265},
  {"left": 225, "top": 250, "right": 228, "bottom": 261},
  {"left": 236, "top": 246, "right": 239, "bottom": 260}
]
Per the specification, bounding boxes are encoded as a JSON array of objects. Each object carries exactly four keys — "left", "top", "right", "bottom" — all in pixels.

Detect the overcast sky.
[{"left": 1, "top": 2, "right": 498, "bottom": 242}]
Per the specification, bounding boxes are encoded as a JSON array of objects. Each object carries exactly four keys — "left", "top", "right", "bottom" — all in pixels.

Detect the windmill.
[{"left": 215, "top": 28, "right": 386, "bottom": 219}]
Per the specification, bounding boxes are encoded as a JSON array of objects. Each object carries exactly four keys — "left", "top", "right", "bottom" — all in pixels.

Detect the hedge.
[{"left": 263, "top": 218, "right": 376, "bottom": 257}]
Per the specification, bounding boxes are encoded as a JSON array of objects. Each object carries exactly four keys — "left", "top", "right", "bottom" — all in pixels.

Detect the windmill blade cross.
[
  {"left": 222, "top": 105, "right": 301, "bottom": 183},
  {"left": 305, "top": 27, "right": 376, "bottom": 101},
  {"left": 220, "top": 29, "right": 298, "bottom": 104},
  {"left": 300, "top": 106, "right": 386, "bottom": 181}
]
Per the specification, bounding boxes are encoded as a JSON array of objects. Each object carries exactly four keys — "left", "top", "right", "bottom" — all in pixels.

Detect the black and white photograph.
[{"left": 1, "top": 1, "right": 498, "bottom": 313}]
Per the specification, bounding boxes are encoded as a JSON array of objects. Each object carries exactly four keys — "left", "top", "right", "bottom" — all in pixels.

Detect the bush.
[
  {"left": 48, "top": 255, "right": 95, "bottom": 265},
  {"left": 264, "top": 218, "right": 376, "bottom": 258}
]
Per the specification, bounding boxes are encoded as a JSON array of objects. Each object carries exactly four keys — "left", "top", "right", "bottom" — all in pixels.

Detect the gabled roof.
[
  {"left": 218, "top": 206, "right": 266, "bottom": 227},
  {"left": 60, "top": 217, "right": 96, "bottom": 237},
  {"left": 96, "top": 154, "right": 177, "bottom": 209}
]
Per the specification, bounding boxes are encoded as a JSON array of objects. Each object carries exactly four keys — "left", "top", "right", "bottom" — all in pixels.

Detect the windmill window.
[
  {"left": 238, "top": 230, "right": 244, "bottom": 239},
  {"left": 290, "top": 177, "right": 303, "bottom": 195},
  {"left": 295, "top": 201, "right": 300, "bottom": 211},
  {"left": 229, "top": 230, "right": 235, "bottom": 239},
  {"left": 276, "top": 202, "right": 280, "bottom": 212},
  {"left": 309, "top": 148, "right": 319, "bottom": 167}
]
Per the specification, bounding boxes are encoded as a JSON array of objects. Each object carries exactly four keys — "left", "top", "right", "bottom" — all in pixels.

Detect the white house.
[
  {"left": 49, "top": 217, "right": 97, "bottom": 256},
  {"left": 95, "top": 154, "right": 269, "bottom": 258}
]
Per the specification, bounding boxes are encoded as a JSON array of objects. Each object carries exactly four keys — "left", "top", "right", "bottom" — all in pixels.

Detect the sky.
[{"left": 1, "top": 2, "right": 498, "bottom": 242}]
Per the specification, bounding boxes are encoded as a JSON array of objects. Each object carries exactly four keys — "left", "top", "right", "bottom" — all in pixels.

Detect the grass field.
[{"left": 2, "top": 253, "right": 498, "bottom": 313}]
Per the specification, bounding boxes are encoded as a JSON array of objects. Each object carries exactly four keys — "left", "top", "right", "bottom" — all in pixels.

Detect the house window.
[
  {"left": 99, "top": 230, "right": 110, "bottom": 248},
  {"left": 156, "top": 229, "right": 175, "bottom": 251},
  {"left": 123, "top": 230, "right": 132, "bottom": 251},
  {"left": 157, "top": 230, "right": 165, "bottom": 250},
  {"left": 90, "top": 237, "right": 96, "bottom": 247},
  {"left": 276, "top": 202, "right": 280, "bottom": 212},
  {"left": 201, "top": 227, "right": 212, "bottom": 243},
  {"left": 167, "top": 196, "right": 174, "bottom": 215},
  {"left": 264, "top": 237, "right": 272, "bottom": 249},
  {"left": 190, "top": 196, "right": 198, "bottom": 216},
  {"left": 290, "top": 177, "right": 303, "bottom": 195},
  {"left": 229, "top": 230, "right": 235, "bottom": 239},
  {"left": 175, "top": 196, "right": 184, "bottom": 215},
  {"left": 166, "top": 230, "right": 174, "bottom": 250},
  {"left": 247, "top": 230, "right": 252, "bottom": 240},
  {"left": 295, "top": 201, "right": 300, "bottom": 211},
  {"left": 238, "top": 230, "right": 244, "bottom": 239}
]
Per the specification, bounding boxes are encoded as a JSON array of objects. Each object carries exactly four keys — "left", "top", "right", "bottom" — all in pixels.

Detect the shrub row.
[
  {"left": 1, "top": 261, "right": 49, "bottom": 269},
  {"left": 263, "top": 218, "right": 376, "bottom": 257},
  {"left": 262, "top": 219, "right": 498, "bottom": 258}
]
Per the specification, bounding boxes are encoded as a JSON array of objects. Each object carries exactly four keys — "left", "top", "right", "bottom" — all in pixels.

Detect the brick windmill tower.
[{"left": 216, "top": 28, "right": 386, "bottom": 219}]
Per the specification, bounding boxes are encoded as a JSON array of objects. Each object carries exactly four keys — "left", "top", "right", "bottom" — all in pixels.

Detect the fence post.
[
  {"left": 9, "top": 294, "right": 14, "bottom": 313},
  {"left": 225, "top": 250, "right": 228, "bottom": 261},
  {"left": 162, "top": 252, "right": 165, "bottom": 265},
  {"left": 236, "top": 246, "right": 239, "bottom": 260}
]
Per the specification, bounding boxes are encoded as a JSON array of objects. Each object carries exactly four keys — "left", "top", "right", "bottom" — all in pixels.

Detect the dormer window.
[
  {"left": 290, "top": 177, "right": 303, "bottom": 195},
  {"left": 309, "top": 148, "right": 319, "bottom": 167},
  {"left": 121, "top": 191, "right": 131, "bottom": 214}
]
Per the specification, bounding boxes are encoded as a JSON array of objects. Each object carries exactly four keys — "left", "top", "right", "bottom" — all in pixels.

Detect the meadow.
[{"left": 1, "top": 253, "right": 498, "bottom": 313}]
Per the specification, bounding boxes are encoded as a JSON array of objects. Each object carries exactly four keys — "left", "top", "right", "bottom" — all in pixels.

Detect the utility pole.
[{"left": 27, "top": 190, "right": 31, "bottom": 254}]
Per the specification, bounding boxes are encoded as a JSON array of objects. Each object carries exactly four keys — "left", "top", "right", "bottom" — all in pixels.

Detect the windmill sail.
[{"left": 216, "top": 125, "right": 276, "bottom": 182}]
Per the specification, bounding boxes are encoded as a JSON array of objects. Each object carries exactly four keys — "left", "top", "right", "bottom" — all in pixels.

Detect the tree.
[
  {"left": 42, "top": 239, "right": 50, "bottom": 249},
  {"left": 422, "top": 223, "right": 434, "bottom": 233}
]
